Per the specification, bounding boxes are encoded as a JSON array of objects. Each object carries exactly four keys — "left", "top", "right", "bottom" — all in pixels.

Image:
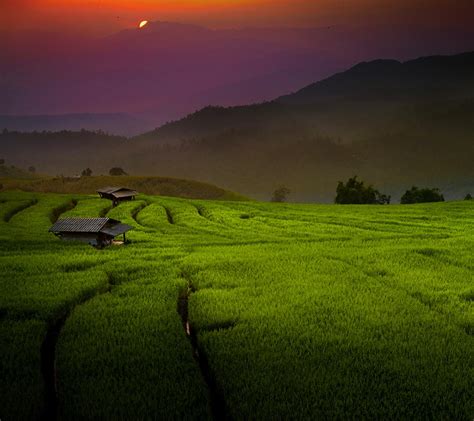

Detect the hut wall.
[{"left": 59, "top": 233, "right": 100, "bottom": 246}]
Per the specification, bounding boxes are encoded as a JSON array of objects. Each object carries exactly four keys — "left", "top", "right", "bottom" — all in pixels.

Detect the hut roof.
[
  {"left": 112, "top": 190, "right": 138, "bottom": 198},
  {"left": 101, "top": 223, "right": 133, "bottom": 237},
  {"left": 49, "top": 218, "right": 132, "bottom": 235},
  {"left": 50, "top": 218, "right": 110, "bottom": 233},
  {"left": 97, "top": 186, "right": 138, "bottom": 195}
]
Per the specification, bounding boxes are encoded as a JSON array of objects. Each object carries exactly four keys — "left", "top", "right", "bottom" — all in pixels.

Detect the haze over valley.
[{"left": 2, "top": 51, "right": 473, "bottom": 201}]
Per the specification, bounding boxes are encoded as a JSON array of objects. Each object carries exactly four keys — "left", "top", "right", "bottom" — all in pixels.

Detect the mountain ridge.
[
  {"left": 3, "top": 21, "right": 473, "bottom": 131},
  {"left": 277, "top": 51, "right": 474, "bottom": 105},
  {"left": 1, "top": 50, "right": 473, "bottom": 202},
  {"left": 0, "top": 113, "right": 153, "bottom": 137}
]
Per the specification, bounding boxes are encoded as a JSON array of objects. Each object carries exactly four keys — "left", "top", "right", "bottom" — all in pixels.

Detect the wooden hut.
[
  {"left": 97, "top": 187, "right": 138, "bottom": 206},
  {"left": 49, "top": 218, "right": 132, "bottom": 247}
]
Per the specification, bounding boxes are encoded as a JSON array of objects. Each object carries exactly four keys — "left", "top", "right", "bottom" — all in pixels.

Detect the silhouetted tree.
[
  {"left": 109, "top": 167, "right": 127, "bottom": 176},
  {"left": 271, "top": 186, "right": 291, "bottom": 203},
  {"left": 465, "top": 193, "right": 473, "bottom": 201},
  {"left": 0, "top": 158, "right": 4, "bottom": 165},
  {"left": 335, "top": 176, "right": 390, "bottom": 204},
  {"left": 28, "top": 166, "right": 36, "bottom": 173},
  {"left": 400, "top": 186, "right": 444, "bottom": 204},
  {"left": 376, "top": 193, "right": 391, "bottom": 205},
  {"left": 81, "top": 168, "right": 93, "bottom": 177}
]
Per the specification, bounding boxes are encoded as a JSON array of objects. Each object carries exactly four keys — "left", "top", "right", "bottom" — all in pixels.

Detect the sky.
[
  {"left": 2, "top": 0, "right": 474, "bottom": 34},
  {"left": 1, "top": 0, "right": 473, "bottom": 122}
]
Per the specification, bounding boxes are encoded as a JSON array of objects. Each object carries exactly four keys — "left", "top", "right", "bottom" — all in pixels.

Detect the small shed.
[
  {"left": 49, "top": 217, "right": 133, "bottom": 247},
  {"left": 97, "top": 187, "right": 138, "bottom": 206}
]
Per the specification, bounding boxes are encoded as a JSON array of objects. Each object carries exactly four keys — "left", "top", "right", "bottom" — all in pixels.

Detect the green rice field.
[{"left": 0, "top": 191, "right": 473, "bottom": 419}]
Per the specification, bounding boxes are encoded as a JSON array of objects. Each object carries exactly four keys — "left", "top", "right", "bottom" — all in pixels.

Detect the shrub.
[
  {"left": 465, "top": 193, "right": 473, "bottom": 201},
  {"left": 109, "top": 167, "right": 127, "bottom": 176},
  {"left": 401, "top": 187, "right": 444, "bottom": 204},
  {"left": 335, "top": 176, "right": 390, "bottom": 204},
  {"left": 271, "top": 186, "right": 291, "bottom": 203},
  {"left": 81, "top": 168, "right": 93, "bottom": 177}
]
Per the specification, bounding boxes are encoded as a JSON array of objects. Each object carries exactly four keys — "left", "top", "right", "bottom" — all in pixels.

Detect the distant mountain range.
[
  {"left": 0, "top": 113, "right": 153, "bottom": 137},
  {"left": 1, "top": 51, "right": 474, "bottom": 201},
  {"left": 278, "top": 52, "right": 474, "bottom": 104},
  {"left": 2, "top": 21, "right": 474, "bottom": 134},
  {"left": 137, "top": 51, "right": 474, "bottom": 145}
]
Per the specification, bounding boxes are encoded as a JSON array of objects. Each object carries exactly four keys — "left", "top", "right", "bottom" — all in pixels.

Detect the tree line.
[
  {"left": 80, "top": 167, "right": 128, "bottom": 177},
  {"left": 271, "top": 176, "right": 473, "bottom": 204},
  {"left": 335, "top": 176, "right": 471, "bottom": 204}
]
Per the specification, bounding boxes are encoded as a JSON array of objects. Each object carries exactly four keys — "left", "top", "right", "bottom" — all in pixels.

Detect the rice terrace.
[
  {"left": 2, "top": 1, "right": 474, "bottom": 418},
  {"left": 0, "top": 187, "right": 473, "bottom": 419}
]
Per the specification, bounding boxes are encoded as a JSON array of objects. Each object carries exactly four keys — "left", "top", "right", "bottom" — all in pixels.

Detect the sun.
[{"left": 139, "top": 20, "right": 148, "bottom": 29}]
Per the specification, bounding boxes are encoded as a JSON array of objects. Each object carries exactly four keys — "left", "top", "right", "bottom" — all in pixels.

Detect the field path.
[
  {"left": 3, "top": 198, "right": 38, "bottom": 222},
  {"left": 177, "top": 271, "right": 231, "bottom": 420},
  {"left": 40, "top": 275, "right": 112, "bottom": 420}
]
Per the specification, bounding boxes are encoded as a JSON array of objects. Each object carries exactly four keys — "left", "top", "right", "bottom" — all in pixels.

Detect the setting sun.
[{"left": 139, "top": 20, "right": 148, "bottom": 29}]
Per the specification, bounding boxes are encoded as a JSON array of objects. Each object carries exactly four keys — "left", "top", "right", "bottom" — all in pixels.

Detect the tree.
[
  {"left": 400, "top": 186, "right": 444, "bottom": 204},
  {"left": 109, "top": 167, "right": 127, "bottom": 176},
  {"left": 335, "top": 176, "right": 390, "bottom": 204},
  {"left": 0, "top": 158, "right": 4, "bottom": 165},
  {"left": 271, "top": 186, "right": 291, "bottom": 203},
  {"left": 81, "top": 168, "right": 93, "bottom": 177},
  {"left": 28, "top": 166, "right": 36, "bottom": 173},
  {"left": 465, "top": 193, "right": 473, "bottom": 201}
]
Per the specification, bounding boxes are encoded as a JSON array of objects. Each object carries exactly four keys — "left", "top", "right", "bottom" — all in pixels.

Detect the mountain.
[
  {"left": 2, "top": 22, "right": 473, "bottom": 133},
  {"left": 1, "top": 51, "right": 474, "bottom": 201},
  {"left": 136, "top": 51, "right": 474, "bottom": 148},
  {"left": 278, "top": 52, "right": 474, "bottom": 104},
  {"left": 0, "top": 22, "right": 345, "bottom": 127},
  {"left": 0, "top": 113, "right": 153, "bottom": 137}
]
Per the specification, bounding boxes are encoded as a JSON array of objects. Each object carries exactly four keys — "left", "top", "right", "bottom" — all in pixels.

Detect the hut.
[
  {"left": 49, "top": 218, "right": 133, "bottom": 247},
  {"left": 97, "top": 187, "right": 138, "bottom": 206}
]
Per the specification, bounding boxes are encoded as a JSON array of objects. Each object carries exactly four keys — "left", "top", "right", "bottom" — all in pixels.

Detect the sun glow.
[{"left": 139, "top": 20, "right": 148, "bottom": 29}]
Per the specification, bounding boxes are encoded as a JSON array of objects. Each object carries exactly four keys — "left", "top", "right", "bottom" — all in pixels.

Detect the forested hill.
[
  {"left": 277, "top": 51, "right": 474, "bottom": 104},
  {"left": 2, "top": 51, "right": 474, "bottom": 201},
  {"left": 137, "top": 51, "right": 474, "bottom": 145},
  {"left": 130, "top": 51, "right": 474, "bottom": 201}
]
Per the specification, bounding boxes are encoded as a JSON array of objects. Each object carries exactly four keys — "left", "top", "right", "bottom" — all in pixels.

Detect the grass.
[
  {"left": 0, "top": 190, "right": 472, "bottom": 419},
  {"left": 0, "top": 163, "right": 37, "bottom": 179},
  {"left": 0, "top": 175, "right": 249, "bottom": 201}
]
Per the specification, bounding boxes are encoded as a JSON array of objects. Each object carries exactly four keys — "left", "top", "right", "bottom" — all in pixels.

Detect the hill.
[
  {"left": 0, "top": 163, "right": 37, "bottom": 179},
  {"left": 138, "top": 51, "right": 474, "bottom": 144},
  {"left": 0, "top": 175, "right": 248, "bottom": 201},
  {"left": 130, "top": 51, "right": 474, "bottom": 201},
  {"left": 277, "top": 52, "right": 474, "bottom": 104},
  {"left": 1, "top": 51, "right": 474, "bottom": 201}
]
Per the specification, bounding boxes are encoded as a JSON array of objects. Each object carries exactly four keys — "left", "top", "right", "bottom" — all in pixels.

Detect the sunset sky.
[
  {"left": 2, "top": 0, "right": 474, "bottom": 121},
  {"left": 3, "top": 0, "right": 474, "bottom": 34}
]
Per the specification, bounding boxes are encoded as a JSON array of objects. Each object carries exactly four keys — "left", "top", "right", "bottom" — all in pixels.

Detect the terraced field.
[{"left": 0, "top": 191, "right": 473, "bottom": 419}]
